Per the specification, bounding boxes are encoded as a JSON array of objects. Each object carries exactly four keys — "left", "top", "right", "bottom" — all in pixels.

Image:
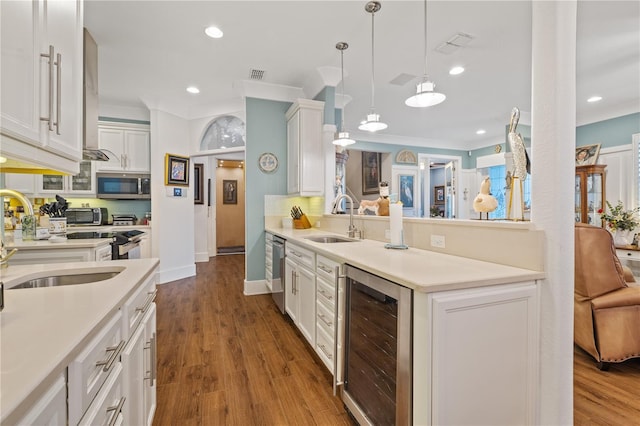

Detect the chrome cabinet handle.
[
  {"left": 54, "top": 52, "right": 61, "bottom": 134},
  {"left": 319, "top": 264, "right": 333, "bottom": 274},
  {"left": 40, "top": 45, "right": 55, "bottom": 131},
  {"left": 144, "top": 332, "right": 157, "bottom": 386},
  {"left": 136, "top": 289, "right": 157, "bottom": 313},
  {"left": 318, "top": 289, "right": 333, "bottom": 300},
  {"left": 318, "top": 312, "right": 333, "bottom": 327},
  {"left": 95, "top": 340, "right": 125, "bottom": 372},
  {"left": 106, "top": 396, "right": 126, "bottom": 426},
  {"left": 318, "top": 343, "right": 333, "bottom": 360}
]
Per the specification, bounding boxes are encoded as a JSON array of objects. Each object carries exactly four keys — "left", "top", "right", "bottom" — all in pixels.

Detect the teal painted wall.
[
  {"left": 245, "top": 97, "right": 291, "bottom": 281},
  {"left": 314, "top": 87, "right": 336, "bottom": 126},
  {"left": 576, "top": 112, "right": 639, "bottom": 148}
]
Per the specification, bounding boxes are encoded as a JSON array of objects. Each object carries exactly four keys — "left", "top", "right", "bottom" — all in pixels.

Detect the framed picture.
[
  {"left": 434, "top": 185, "right": 445, "bottom": 205},
  {"left": 193, "top": 163, "right": 204, "bottom": 205},
  {"left": 575, "top": 144, "right": 601, "bottom": 166},
  {"left": 165, "top": 153, "right": 190, "bottom": 186},
  {"left": 223, "top": 180, "right": 237, "bottom": 204},
  {"left": 399, "top": 175, "right": 415, "bottom": 208},
  {"left": 362, "top": 151, "right": 381, "bottom": 195}
]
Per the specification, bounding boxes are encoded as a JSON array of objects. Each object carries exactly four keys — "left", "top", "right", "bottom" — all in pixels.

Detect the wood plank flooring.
[
  {"left": 153, "top": 254, "right": 353, "bottom": 425},
  {"left": 153, "top": 255, "right": 640, "bottom": 425}
]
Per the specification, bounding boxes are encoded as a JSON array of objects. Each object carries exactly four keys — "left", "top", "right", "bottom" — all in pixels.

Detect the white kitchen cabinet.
[
  {"left": 139, "top": 233, "right": 152, "bottom": 259},
  {"left": 617, "top": 248, "right": 640, "bottom": 278},
  {"left": 285, "top": 242, "right": 316, "bottom": 346},
  {"left": 413, "top": 281, "right": 538, "bottom": 425},
  {"left": 315, "top": 255, "right": 342, "bottom": 377},
  {"left": 38, "top": 160, "right": 95, "bottom": 196},
  {"left": 2, "top": 173, "right": 37, "bottom": 194},
  {"left": 142, "top": 303, "right": 157, "bottom": 426},
  {"left": 96, "top": 122, "right": 150, "bottom": 172},
  {"left": 15, "top": 374, "right": 67, "bottom": 425},
  {"left": 8, "top": 242, "right": 113, "bottom": 265},
  {"left": 0, "top": 0, "right": 83, "bottom": 174},
  {"left": 265, "top": 233, "right": 274, "bottom": 291},
  {"left": 78, "top": 363, "right": 125, "bottom": 426},
  {"left": 285, "top": 99, "right": 324, "bottom": 196}
]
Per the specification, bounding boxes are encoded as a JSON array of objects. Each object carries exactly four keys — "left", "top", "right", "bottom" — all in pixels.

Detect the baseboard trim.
[
  {"left": 195, "top": 252, "right": 209, "bottom": 263},
  {"left": 157, "top": 264, "right": 197, "bottom": 284},
  {"left": 244, "top": 279, "right": 271, "bottom": 296}
]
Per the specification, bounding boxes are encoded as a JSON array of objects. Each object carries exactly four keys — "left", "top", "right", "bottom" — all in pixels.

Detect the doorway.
[
  {"left": 215, "top": 159, "right": 245, "bottom": 255},
  {"left": 417, "top": 154, "right": 462, "bottom": 219}
]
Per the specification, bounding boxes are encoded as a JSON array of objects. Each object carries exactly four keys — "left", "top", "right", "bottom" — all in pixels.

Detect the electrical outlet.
[
  {"left": 385, "top": 229, "right": 391, "bottom": 239},
  {"left": 431, "top": 235, "right": 446, "bottom": 248}
]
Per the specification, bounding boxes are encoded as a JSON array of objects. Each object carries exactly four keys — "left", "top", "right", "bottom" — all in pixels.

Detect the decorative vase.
[{"left": 613, "top": 229, "right": 633, "bottom": 247}]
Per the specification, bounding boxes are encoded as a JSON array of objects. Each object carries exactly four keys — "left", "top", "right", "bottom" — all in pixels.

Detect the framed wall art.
[
  {"left": 434, "top": 185, "right": 445, "bottom": 205},
  {"left": 194, "top": 163, "right": 204, "bottom": 204},
  {"left": 165, "top": 153, "right": 190, "bottom": 186},
  {"left": 391, "top": 165, "right": 419, "bottom": 217},
  {"left": 575, "top": 144, "right": 600, "bottom": 166},
  {"left": 362, "top": 151, "right": 381, "bottom": 195},
  {"left": 223, "top": 180, "right": 237, "bottom": 204}
]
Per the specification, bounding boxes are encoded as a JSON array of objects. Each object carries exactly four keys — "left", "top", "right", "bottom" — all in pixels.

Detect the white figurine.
[{"left": 473, "top": 177, "right": 498, "bottom": 220}]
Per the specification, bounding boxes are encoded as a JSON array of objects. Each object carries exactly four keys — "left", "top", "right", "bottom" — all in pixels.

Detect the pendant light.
[
  {"left": 359, "top": 1, "right": 387, "bottom": 132},
  {"left": 333, "top": 42, "right": 356, "bottom": 147},
  {"left": 405, "top": 0, "right": 446, "bottom": 108}
]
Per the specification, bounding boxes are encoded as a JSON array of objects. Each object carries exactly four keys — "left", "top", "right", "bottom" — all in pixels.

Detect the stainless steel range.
[{"left": 66, "top": 230, "right": 145, "bottom": 260}]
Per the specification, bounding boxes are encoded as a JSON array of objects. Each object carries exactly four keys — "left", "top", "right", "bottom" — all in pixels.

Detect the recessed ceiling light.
[
  {"left": 205, "top": 26, "right": 223, "bottom": 39},
  {"left": 186, "top": 86, "right": 200, "bottom": 94},
  {"left": 0, "top": 156, "right": 7, "bottom": 163},
  {"left": 476, "top": 129, "right": 486, "bottom": 135},
  {"left": 587, "top": 96, "right": 602, "bottom": 103},
  {"left": 449, "top": 66, "right": 465, "bottom": 75}
]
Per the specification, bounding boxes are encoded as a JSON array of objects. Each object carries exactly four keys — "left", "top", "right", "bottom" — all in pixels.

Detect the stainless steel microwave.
[{"left": 96, "top": 173, "right": 151, "bottom": 199}]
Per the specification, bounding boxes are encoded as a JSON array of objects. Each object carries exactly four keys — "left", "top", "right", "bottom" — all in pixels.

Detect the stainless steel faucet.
[
  {"left": 0, "top": 189, "right": 33, "bottom": 268},
  {"left": 332, "top": 194, "right": 361, "bottom": 238}
]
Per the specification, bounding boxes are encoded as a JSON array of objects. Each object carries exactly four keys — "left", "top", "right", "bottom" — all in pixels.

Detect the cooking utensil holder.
[{"left": 293, "top": 214, "right": 312, "bottom": 229}]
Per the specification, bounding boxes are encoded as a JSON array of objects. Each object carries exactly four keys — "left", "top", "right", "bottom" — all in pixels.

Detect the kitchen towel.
[{"left": 390, "top": 203, "right": 403, "bottom": 246}]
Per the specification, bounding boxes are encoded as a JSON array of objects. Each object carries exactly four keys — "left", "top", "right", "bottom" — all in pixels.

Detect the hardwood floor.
[
  {"left": 574, "top": 346, "right": 640, "bottom": 425},
  {"left": 153, "top": 255, "right": 353, "bottom": 425},
  {"left": 153, "top": 255, "right": 640, "bottom": 425}
]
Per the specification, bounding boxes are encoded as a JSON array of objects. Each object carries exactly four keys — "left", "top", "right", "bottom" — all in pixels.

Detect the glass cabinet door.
[
  {"left": 42, "top": 175, "right": 64, "bottom": 192},
  {"left": 575, "top": 175, "right": 582, "bottom": 223},
  {"left": 70, "top": 161, "right": 93, "bottom": 192}
]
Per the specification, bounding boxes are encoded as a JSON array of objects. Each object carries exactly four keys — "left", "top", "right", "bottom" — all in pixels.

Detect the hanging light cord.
[
  {"left": 339, "top": 44, "right": 347, "bottom": 132},
  {"left": 422, "top": 0, "right": 428, "bottom": 78},
  {"left": 370, "top": 9, "right": 376, "bottom": 110}
]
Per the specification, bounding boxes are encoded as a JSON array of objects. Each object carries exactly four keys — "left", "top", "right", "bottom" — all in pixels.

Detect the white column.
[{"left": 531, "top": 2, "right": 577, "bottom": 424}]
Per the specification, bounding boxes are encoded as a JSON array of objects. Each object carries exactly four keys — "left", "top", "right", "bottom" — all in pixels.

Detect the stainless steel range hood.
[{"left": 83, "top": 28, "right": 109, "bottom": 161}]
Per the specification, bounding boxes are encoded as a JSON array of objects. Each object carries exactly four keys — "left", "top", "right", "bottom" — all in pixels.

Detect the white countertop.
[
  {"left": 0, "top": 258, "right": 160, "bottom": 424},
  {"left": 266, "top": 227, "right": 544, "bottom": 293}
]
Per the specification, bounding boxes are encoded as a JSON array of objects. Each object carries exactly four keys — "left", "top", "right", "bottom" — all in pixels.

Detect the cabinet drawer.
[
  {"left": 68, "top": 311, "right": 124, "bottom": 425},
  {"left": 316, "top": 323, "right": 334, "bottom": 372},
  {"left": 122, "top": 274, "right": 156, "bottom": 339},
  {"left": 316, "top": 255, "right": 339, "bottom": 283},
  {"left": 316, "top": 299, "right": 335, "bottom": 339},
  {"left": 286, "top": 243, "right": 315, "bottom": 270},
  {"left": 78, "top": 362, "right": 125, "bottom": 426},
  {"left": 317, "top": 277, "right": 336, "bottom": 310}
]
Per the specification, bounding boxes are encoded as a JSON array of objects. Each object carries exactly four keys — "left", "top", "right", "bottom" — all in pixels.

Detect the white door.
[{"left": 444, "top": 161, "right": 456, "bottom": 218}]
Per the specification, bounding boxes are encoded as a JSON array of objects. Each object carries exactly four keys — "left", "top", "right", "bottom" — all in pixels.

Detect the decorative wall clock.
[{"left": 258, "top": 152, "right": 278, "bottom": 173}]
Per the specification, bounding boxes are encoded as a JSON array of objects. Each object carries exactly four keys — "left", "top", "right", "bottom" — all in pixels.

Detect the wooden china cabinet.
[{"left": 575, "top": 164, "right": 606, "bottom": 227}]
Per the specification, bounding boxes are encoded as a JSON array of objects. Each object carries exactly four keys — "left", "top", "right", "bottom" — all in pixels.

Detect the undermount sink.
[
  {"left": 11, "top": 271, "right": 121, "bottom": 289},
  {"left": 304, "top": 235, "right": 360, "bottom": 244}
]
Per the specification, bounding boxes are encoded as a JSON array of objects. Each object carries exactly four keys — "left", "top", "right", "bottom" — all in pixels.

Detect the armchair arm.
[{"left": 622, "top": 265, "right": 636, "bottom": 283}]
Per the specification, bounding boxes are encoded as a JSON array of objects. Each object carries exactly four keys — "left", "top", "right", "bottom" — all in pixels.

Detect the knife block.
[{"left": 293, "top": 214, "right": 312, "bottom": 229}]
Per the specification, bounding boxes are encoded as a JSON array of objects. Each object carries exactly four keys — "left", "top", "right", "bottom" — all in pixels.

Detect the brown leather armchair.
[{"left": 575, "top": 223, "right": 639, "bottom": 369}]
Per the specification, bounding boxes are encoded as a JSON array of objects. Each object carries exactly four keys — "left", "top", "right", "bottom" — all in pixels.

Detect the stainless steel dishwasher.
[
  {"left": 342, "top": 265, "right": 412, "bottom": 425},
  {"left": 271, "top": 236, "right": 286, "bottom": 314}
]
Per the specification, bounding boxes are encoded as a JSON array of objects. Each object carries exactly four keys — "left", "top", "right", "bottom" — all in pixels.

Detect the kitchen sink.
[
  {"left": 11, "top": 271, "right": 121, "bottom": 289},
  {"left": 304, "top": 235, "right": 360, "bottom": 243}
]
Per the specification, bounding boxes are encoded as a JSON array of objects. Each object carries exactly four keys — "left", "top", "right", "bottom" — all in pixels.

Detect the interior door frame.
[{"left": 417, "top": 153, "right": 462, "bottom": 218}]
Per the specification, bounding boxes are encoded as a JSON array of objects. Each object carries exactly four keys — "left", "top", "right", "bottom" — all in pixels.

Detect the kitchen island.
[
  {"left": 265, "top": 226, "right": 544, "bottom": 425},
  {"left": 0, "top": 258, "right": 159, "bottom": 424}
]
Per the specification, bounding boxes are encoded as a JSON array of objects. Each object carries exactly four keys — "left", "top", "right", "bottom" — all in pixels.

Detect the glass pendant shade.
[
  {"left": 405, "top": 80, "right": 446, "bottom": 107},
  {"left": 358, "top": 113, "right": 388, "bottom": 132},
  {"left": 333, "top": 131, "right": 356, "bottom": 146}
]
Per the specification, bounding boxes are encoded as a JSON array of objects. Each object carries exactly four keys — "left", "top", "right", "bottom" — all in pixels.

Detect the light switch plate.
[{"left": 431, "top": 235, "right": 445, "bottom": 248}]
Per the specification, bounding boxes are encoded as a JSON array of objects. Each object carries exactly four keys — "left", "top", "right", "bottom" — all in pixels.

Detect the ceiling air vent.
[
  {"left": 389, "top": 73, "right": 416, "bottom": 86},
  {"left": 249, "top": 68, "right": 266, "bottom": 80},
  {"left": 436, "top": 32, "right": 474, "bottom": 54}
]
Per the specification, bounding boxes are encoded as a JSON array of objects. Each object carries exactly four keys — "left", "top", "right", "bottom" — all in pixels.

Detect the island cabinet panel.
[
  {"left": 15, "top": 375, "right": 67, "bottom": 425},
  {"left": 413, "top": 281, "right": 539, "bottom": 425}
]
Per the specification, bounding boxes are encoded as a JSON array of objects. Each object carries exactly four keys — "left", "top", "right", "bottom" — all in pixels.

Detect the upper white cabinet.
[
  {"left": 97, "top": 122, "right": 151, "bottom": 172},
  {"left": 0, "top": 0, "right": 83, "bottom": 174},
  {"left": 39, "top": 161, "right": 95, "bottom": 196},
  {"left": 286, "top": 99, "right": 324, "bottom": 196}
]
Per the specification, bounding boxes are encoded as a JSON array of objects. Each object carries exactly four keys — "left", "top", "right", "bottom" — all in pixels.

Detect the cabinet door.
[
  {"left": 0, "top": 0, "right": 41, "bottom": 144},
  {"left": 97, "top": 127, "right": 126, "bottom": 171},
  {"left": 286, "top": 111, "right": 300, "bottom": 194},
  {"left": 297, "top": 265, "right": 316, "bottom": 346},
  {"left": 285, "top": 257, "right": 298, "bottom": 322},
  {"left": 42, "top": 0, "right": 82, "bottom": 159},
  {"left": 122, "top": 322, "right": 145, "bottom": 426},
  {"left": 143, "top": 304, "right": 157, "bottom": 426},
  {"left": 298, "top": 107, "right": 324, "bottom": 194},
  {"left": 69, "top": 161, "right": 95, "bottom": 193},
  {"left": 16, "top": 374, "right": 67, "bottom": 425},
  {"left": 125, "top": 130, "right": 151, "bottom": 172},
  {"left": 3, "top": 173, "right": 36, "bottom": 194}
]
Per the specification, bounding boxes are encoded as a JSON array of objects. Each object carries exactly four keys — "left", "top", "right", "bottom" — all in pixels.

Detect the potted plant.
[{"left": 598, "top": 200, "right": 640, "bottom": 246}]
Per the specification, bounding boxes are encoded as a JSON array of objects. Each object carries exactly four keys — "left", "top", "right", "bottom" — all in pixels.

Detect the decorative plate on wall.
[
  {"left": 258, "top": 152, "right": 278, "bottom": 173},
  {"left": 395, "top": 149, "right": 417, "bottom": 164}
]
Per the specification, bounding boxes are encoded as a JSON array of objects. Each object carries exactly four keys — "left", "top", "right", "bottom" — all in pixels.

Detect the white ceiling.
[{"left": 84, "top": 1, "right": 640, "bottom": 151}]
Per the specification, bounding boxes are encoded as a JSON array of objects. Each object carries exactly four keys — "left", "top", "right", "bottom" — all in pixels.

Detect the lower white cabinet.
[
  {"left": 78, "top": 363, "right": 125, "bottom": 426},
  {"left": 8, "top": 243, "right": 113, "bottom": 265},
  {"left": 315, "top": 255, "right": 342, "bottom": 376},
  {"left": 15, "top": 374, "right": 67, "bottom": 425},
  {"left": 285, "top": 243, "right": 315, "bottom": 346},
  {"left": 617, "top": 248, "right": 640, "bottom": 278},
  {"left": 414, "top": 281, "right": 539, "bottom": 425}
]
